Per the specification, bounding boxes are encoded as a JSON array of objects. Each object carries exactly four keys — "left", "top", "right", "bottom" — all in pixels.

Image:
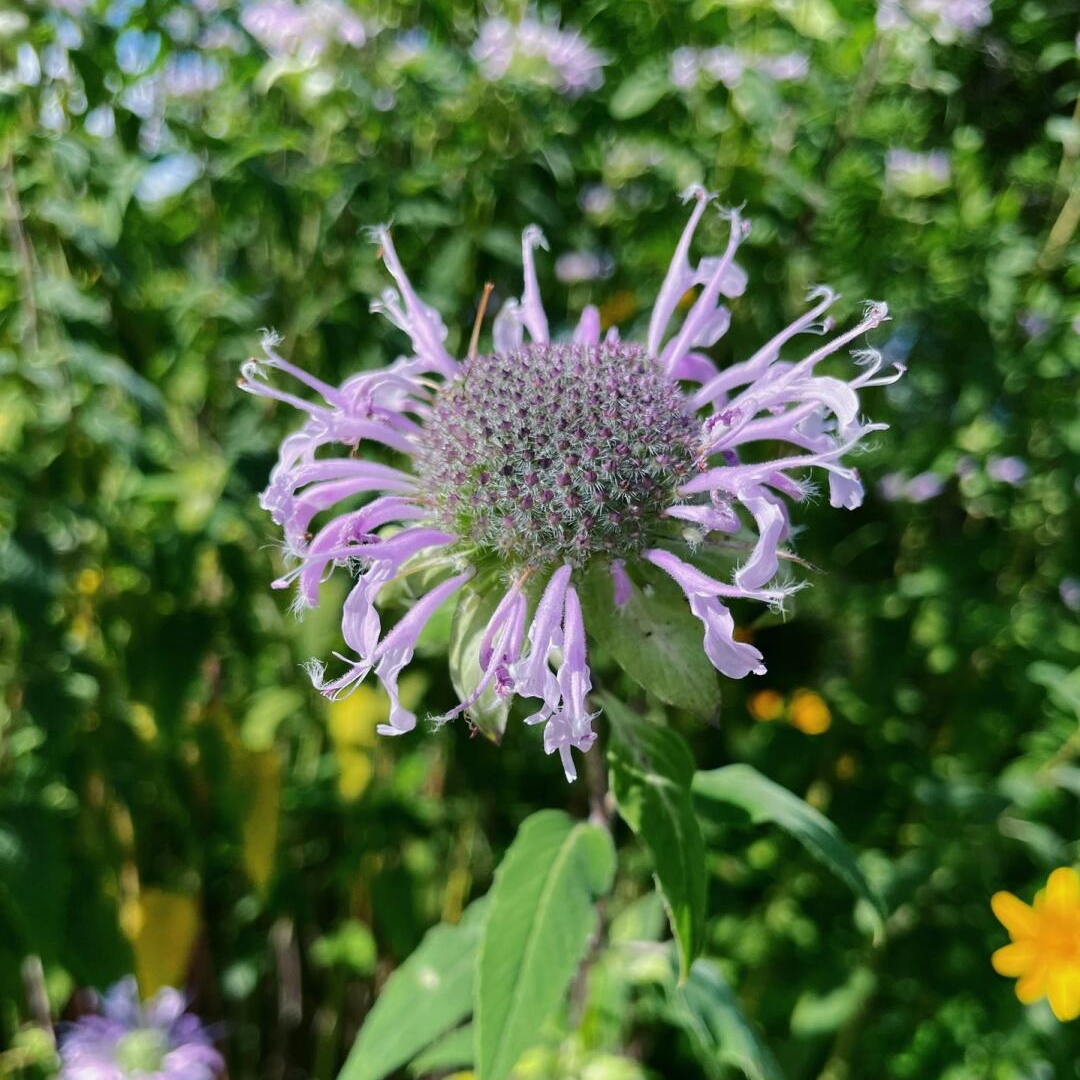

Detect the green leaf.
[
  {"left": 1027, "top": 661, "right": 1080, "bottom": 717},
  {"left": 475, "top": 810, "right": 616, "bottom": 1080},
  {"left": 667, "top": 956, "right": 784, "bottom": 1080},
  {"left": 337, "top": 898, "right": 488, "bottom": 1080},
  {"left": 580, "top": 564, "right": 720, "bottom": 718},
  {"left": 602, "top": 694, "right": 706, "bottom": 979},
  {"left": 609, "top": 62, "right": 672, "bottom": 119},
  {"left": 692, "top": 765, "right": 886, "bottom": 932},
  {"left": 774, "top": 0, "right": 841, "bottom": 39},
  {"left": 408, "top": 1024, "right": 473, "bottom": 1076},
  {"left": 310, "top": 920, "right": 377, "bottom": 975},
  {"left": 241, "top": 688, "right": 304, "bottom": 752},
  {"left": 448, "top": 586, "right": 512, "bottom": 742}
]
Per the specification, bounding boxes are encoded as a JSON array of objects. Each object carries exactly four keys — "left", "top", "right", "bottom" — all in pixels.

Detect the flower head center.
[
  {"left": 415, "top": 341, "right": 698, "bottom": 568},
  {"left": 1035, "top": 908, "right": 1080, "bottom": 961},
  {"left": 115, "top": 1029, "right": 169, "bottom": 1075}
]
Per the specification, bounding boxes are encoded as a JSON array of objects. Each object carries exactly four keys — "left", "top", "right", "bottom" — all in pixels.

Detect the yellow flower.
[
  {"left": 991, "top": 867, "right": 1080, "bottom": 1021},
  {"left": 748, "top": 689, "right": 785, "bottom": 722},
  {"left": 789, "top": 689, "right": 832, "bottom": 735}
]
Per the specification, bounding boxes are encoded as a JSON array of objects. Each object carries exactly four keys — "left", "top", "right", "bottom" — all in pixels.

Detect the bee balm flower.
[
  {"left": 242, "top": 189, "right": 898, "bottom": 781},
  {"left": 59, "top": 978, "right": 222, "bottom": 1080},
  {"left": 992, "top": 868, "right": 1080, "bottom": 1021},
  {"left": 471, "top": 13, "right": 605, "bottom": 96}
]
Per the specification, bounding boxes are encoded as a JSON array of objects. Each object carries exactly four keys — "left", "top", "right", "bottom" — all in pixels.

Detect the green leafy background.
[{"left": 1, "top": 0, "right": 1078, "bottom": 1077}]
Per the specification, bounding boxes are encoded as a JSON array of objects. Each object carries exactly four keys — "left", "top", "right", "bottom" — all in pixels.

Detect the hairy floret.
[{"left": 414, "top": 342, "right": 697, "bottom": 567}]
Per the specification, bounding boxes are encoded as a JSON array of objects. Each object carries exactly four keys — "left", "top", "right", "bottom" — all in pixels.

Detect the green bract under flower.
[{"left": 414, "top": 341, "right": 699, "bottom": 568}]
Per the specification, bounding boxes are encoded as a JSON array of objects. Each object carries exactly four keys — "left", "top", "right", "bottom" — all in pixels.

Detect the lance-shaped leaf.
[
  {"left": 475, "top": 810, "right": 616, "bottom": 1080},
  {"left": 665, "top": 955, "right": 785, "bottom": 1080},
  {"left": 337, "top": 898, "right": 487, "bottom": 1080},
  {"left": 603, "top": 693, "right": 706, "bottom": 979},
  {"left": 692, "top": 764, "right": 887, "bottom": 933}
]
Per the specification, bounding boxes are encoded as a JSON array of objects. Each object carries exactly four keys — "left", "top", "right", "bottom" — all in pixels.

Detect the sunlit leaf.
[
  {"left": 475, "top": 810, "right": 616, "bottom": 1080},
  {"left": 609, "top": 62, "right": 671, "bottom": 119},
  {"left": 693, "top": 765, "right": 886, "bottom": 932},
  {"left": 337, "top": 899, "right": 488, "bottom": 1080},
  {"left": 603, "top": 694, "right": 706, "bottom": 979},
  {"left": 665, "top": 955, "right": 784, "bottom": 1080}
]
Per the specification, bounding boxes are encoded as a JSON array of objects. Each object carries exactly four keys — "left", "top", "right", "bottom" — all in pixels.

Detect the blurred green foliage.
[{"left": 1, "top": 0, "right": 1078, "bottom": 1077}]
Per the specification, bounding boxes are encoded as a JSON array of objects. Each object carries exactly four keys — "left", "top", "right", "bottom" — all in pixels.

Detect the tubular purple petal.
[
  {"left": 521, "top": 225, "right": 550, "bottom": 343},
  {"left": 573, "top": 304, "right": 601, "bottom": 345},
  {"left": 370, "top": 226, "right": 457, "bottom": 377},
  {"left": 515, "top": 564, "right": 572, "bottom": 711},
  {"left": 647, "top": 184, "right": 715, "bottom": 357}
]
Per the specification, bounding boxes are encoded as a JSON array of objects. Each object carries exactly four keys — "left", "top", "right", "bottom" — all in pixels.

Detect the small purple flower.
[
  {"left": 986, "top": 455, "right": 1027, "bottom": 486},
  {"left": 241, "top": 0, "right": 372, "bottom": 62},
  {"left": 579, "top": 184, "right": 614, "bottom": 217},
  {"left": 554, "top": 251, "right": 612, "bottom": 284},
  {"left": 163, "top": 53, "right": 224, "bottom": 97},
  {"left": 45, "top": 0, "right": 91, "bottom": 14},
  {"left": 878, "top": 470, "right": 944, "bottom": 502},
  {"left": 878, "top": 471, "right": 908, "bottom": 502},
  {"left": 1017, "top": 310, "right": 1050, "bottom": 340},
  {"left": 1060, "top": 577, "right": 1080, "bottom": 613},
  {"left": 242, "top": 189, "right": 898, "bottom": 781},
  {"left": 877, "top": 0, "right": 991, "bottom": 43},
  {"left": 60, "top": 978, "right": 222, "bottom": 1080},
  {"left": 670, "top": 46, "right": 808, "bottom": 91},
  {"left": 906, "top": 471, "right": 946, "bottom": 502},
  {"left": 471, "top": 13, "right": 605, "bottom": 96},
  {"left": 885, "top": 149, "right": 951, "bottom": 195},
  {"left": 670, "top": 47, "right": 699, "bottom": 89}
]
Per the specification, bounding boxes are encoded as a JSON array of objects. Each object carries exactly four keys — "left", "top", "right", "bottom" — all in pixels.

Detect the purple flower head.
[
  {"left": 45, "top": 0, "right": 92, "bottom": 14},
  {"left": 670, "top": 46, "right": 808, "bottom": 91},
  {"left": 905, "top": 471, "right": 946, "bottom": 503},
  {"left": 877, "top": 0, "right": 991, "bottom": 43},
  {"left": 1017, "top": 310, "right": 1050, "bottom": 340},
  {"left": 554, "top": 251, "right": 612, "bottom": 284},
  {"left": 241, "top": 0, "right": 372, "bottom": 62},
  {"left": 242, "top": 189, "right": 898, "bottom": 781},
  {"left": 163, "top": 52, "right": 224, "bottom": 97},
  {"left": 1060, "top": 577, "right": 1080, "bottom": 614},
  {"left": 472, "top": 13, "right": 605, "bottom": 96},
  {"left": 885, "top": 149, "right": 951, "bottom": 195},
  {"left": 878, "top": 470, "right": 945, "bottom": 503},
  {"left": 986, "top": 455, "right": 1028, "bottom": 486},
  {"left": 59, "top": 978, "right": 222, "bottom": 1080}
]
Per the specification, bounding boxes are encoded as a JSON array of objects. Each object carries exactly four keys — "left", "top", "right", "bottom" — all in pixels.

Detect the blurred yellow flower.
[
  {"left": 76, "top": 567, "right": 103, "bottom": 595},
  {"left": 241, "top": 750, "right": 281, "bottom": 893},
  {"left": 748, "top": 689, "right": 785, "bottom": 722},
  {"left": 789, "top": 689, "right": 832, "bottom": 735},
  {"left": 992, "top": 867, "right": 1080, "bottom": 1021},
  {"left": 835, "top": 753, "right": 858, "bottom": 780},
  {"left": 326, "top": 674, "right": 427, "bottom": 801},
  {"left": 599, "top": 290, "right": 636, "bottom": 330},
  {"left": 125, "top": 889, "right": 201, "bottom": 997},
  {"left": 129, "top": 703, "right": 158, "bottom": 743}
]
